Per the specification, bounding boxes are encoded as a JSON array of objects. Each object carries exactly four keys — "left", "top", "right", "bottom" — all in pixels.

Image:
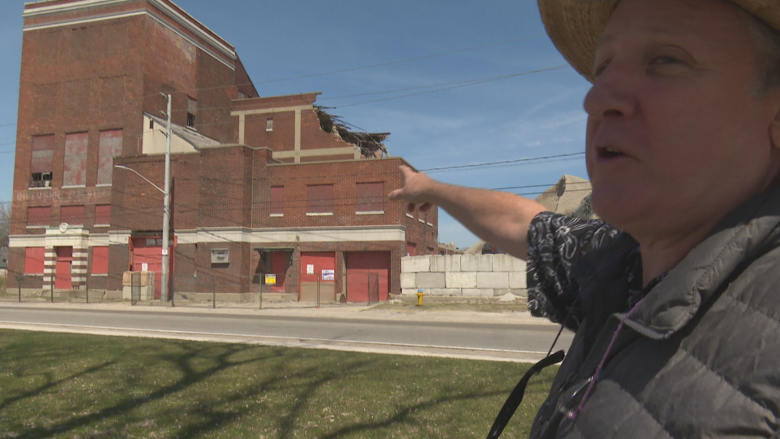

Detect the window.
[
  {"left": 306, "top": 184, "right": 333, "bottom": 215},
  {"left": 30, "top": 135, "right": 54, "bottom": 188},
  {"left": 266, "top": 118, "right": 273, "bottom": 132},
  {"left": 91, "top": 246, "right": 109, "bottom": 275},
  {"left": 24, "top": 247, "right": 45, "bottom": 274},
  {"left": 27, "top": 206, "right": 50, "bottom": 227},
  {"left": 63, "top": 132, "right": 87, "bottom": 187},
  {"left": 237, "top": 90, "right": 246, "bottom": 100},
  {"left": 187, "top": 97, "right": 197, "bottom": 128},
  {"left": 270, "top": 186, "right": 283, "bottom": 217},
  {"left": 95, "top": 204, "right": 111, "bottom": 226},
  {"left": 61, "top": 205, "right": 85, "bottom": 225},
  {"left": 356, "top": 182, "right": 384, "bottom": 214},
  {"left": 97, "top": 129, "right": 123, "bottom": 185}
]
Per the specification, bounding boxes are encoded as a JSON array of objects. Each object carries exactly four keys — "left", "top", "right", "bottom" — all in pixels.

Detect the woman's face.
[{"left": 584, "top": 0, "right": 780, "bottom": 241}]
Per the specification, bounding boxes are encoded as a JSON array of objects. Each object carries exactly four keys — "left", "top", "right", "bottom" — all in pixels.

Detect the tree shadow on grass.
[
  {"left": 317, "top": 387, "right": 510, "bottom": 439},
  {"left": 0, "top": 361, "right": 114, "bottom": 412},
  {"left": 12, "top": 340, "right": 278, "bottom": 439}
]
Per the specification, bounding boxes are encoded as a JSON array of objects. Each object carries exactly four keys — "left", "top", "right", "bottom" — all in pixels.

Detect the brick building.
[{"left": 8, "top": 0, "right": 439, "bottom": 302}]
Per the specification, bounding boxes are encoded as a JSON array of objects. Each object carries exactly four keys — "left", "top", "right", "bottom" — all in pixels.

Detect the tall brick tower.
[{"left": 10, "top": 0, "right": 257, "bottom": 293}]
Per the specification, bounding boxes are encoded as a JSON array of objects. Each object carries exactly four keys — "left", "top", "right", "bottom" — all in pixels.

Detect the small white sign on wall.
[
  {"left": 142, "top": 263, "right": 149, "bottom": 272},
  {"left": 306, "top": 264, "right": 314, "bottom": 275}
]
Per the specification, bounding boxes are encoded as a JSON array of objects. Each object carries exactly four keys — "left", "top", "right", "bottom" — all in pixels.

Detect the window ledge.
[
  {"left": 61, "top": 185, "right": 86, "bottom": 189},
  {"left": 418, "top": 218, "right": 426, "bottom": 223},
  {"left": 270, "top": 213, "right": 283, "bottom": 217},
  {"left": 306, "top": 212, "right": 334, "bottom": 216},
  {"left": 22, "top": 273, "right": 44, "bottom": 277},
  {"left": 29, "top": 186, "right": 52, "bottom": 190},
  {"left": 94, "top": 224, "right": 110, "bottom": 227},
  {"left": 406, "top": 213, "right": 414, "bottom": 219},
  {"left": 90, "top": 274, "right": 108, "bottom": 277},
  {"left": 427, "top": 222, "right": 434, "bottom": 227},
  {"left": 26, "top": 225, "right": 47, "bottom": 229},
  {"left": 95, "top": 184, "right": 112, "bottom": 187},
  {"left": 356, "top": 211, "right": 384, "bottom": 215}
]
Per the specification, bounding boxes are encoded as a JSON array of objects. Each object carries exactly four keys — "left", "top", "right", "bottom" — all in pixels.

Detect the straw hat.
[{"left": 538, "top": 0, "right": 780, "bottom": 82}]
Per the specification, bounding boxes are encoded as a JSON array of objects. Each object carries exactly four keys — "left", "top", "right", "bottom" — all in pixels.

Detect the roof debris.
[{"left": 315, "top": 107, "right": 389, "bottom": 158}]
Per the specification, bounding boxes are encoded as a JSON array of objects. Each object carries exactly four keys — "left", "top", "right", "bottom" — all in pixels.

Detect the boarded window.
[
  {"left": 27, "top": 206, "right": 50, "bottom": 227},
  {"left": 100, "top": 76, "right": 125, "bottom": 112},
  {"left": 34, "top": 83, "right": 58, "bottom": 120},
  {"left": 95, "top": 204, "right": 111, "bottom": 226},
  {"left": 30, "top": 135, "right": 54, "bottom": 188},
  {"left": 270, "top": 186, "right": 283, "bottom": 216},
  {"left": 36, "top": 31, "right": 60, "bottom": 66},
  {"left": 266, "top": 118, "right": 273, "bottom": 131},
  {"left": 306, "top": 184, "right": 333, "bottom": 214},
  {"left": 61, "top": 205, "right": 85, "bottom": 225},
  {"left": 24, "top": 247, "right": 45, "bottom": 274},
  {"left": 102, "top": 22, "right": 127, "bottom": 58},
  {"left": 356, "top": 182, "right": 384, "bottom": 213},
  {"left": 67, "top": 79, "right": 89, "bottom": 116},
  {"left": 92, "top": 246, "right": 109, "bottom": 274},
  {"left": 63, "top": 132, "right": 88, "bottom": 186},
  {"left": 70, "top": 27, "right": 94, "bottom": 61},
  {"left": 97, "top": 129, "right": 122, "bottom": 185}
]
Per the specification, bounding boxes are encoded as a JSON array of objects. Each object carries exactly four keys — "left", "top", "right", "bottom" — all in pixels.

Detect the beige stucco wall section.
[{"left": 142, "top": 115, "right": 199, "bottom": 155}]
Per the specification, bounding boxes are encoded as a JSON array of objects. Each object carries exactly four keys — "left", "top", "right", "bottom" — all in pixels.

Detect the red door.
[
  {"left": 131, "top": 237, "right": 174, "bottom": 300},
  {"left": 55, "top": 247, "right": 73, "bottom": 290},
  {"left": 270, "top": 252, "right": 287, "bottom": 293},
  {"left": 299, "top": 252, "right": 336, "bottom": 302},
  {"left": 346, "top": 251, "right": 390, "bottom": 303}
]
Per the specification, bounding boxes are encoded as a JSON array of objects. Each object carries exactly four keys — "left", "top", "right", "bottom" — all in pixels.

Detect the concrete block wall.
[{"left": 401, "top": 254, "right": 527, "bottom": 298}]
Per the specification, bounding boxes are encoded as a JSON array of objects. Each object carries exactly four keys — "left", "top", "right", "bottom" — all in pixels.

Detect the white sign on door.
[{"left": 306, "top": 264, "right": 314, "bottom": 275}]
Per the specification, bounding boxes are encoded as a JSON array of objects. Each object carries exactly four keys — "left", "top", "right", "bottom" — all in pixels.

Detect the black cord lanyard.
[{"left": 485, "top": 350, "right": 565, "bottom": 439}]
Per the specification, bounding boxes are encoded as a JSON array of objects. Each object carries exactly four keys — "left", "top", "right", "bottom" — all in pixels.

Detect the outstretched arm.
[{"left": 388, "top": 165, "right": 548, "bottom": 260}]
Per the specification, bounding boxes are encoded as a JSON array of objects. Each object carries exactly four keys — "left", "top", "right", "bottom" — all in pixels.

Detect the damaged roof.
[
  {"left": 144, "top": 111, "right": 221, "bottom": 151},
  {"left": 315, "top": 107, "right": 389, "bottom": 158}
]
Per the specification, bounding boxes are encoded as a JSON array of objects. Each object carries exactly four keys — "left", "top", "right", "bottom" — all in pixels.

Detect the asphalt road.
[{"left": 0, "top": 306, "right": 574, "bottom": 362}]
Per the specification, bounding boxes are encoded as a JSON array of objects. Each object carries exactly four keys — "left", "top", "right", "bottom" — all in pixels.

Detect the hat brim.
[{"left": 538, "top": 0, "right": 780, "bottom": 83}]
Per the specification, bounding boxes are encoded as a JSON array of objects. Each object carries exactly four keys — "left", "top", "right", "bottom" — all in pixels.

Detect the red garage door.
[
  {"left": 346, "top": 251, "right": 390, "bottom": 303},
  {"left": 299, "top": 252, "right": 335, "bottom": 302}
]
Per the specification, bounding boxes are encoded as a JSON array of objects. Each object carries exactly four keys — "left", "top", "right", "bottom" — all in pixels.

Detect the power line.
[
  {"left": 252, "top": 35, "right": 546, "bottom": 84},
  {"left": 336, "top": 65, "right": 569, "bottom": 109},
  {"left": 170, "top": 64, "right": 569, "bottom": 115},
  {"left": 420, "top": 152, "right": 585, "bottom": 172}
]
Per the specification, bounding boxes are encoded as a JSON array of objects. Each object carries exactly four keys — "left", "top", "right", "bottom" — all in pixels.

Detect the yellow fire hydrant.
[{"left": 416, "top": 289, "right": 424, "bottom": 306}]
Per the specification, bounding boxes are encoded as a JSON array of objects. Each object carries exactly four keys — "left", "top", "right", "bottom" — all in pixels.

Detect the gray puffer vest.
[{"left": 529, "top": 185, "right": 780, "bottom": 438}]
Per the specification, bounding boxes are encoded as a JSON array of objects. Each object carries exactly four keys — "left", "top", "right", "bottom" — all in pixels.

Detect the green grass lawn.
[{"left": 0, "top": 330, "right": 555, "bottom": 438}]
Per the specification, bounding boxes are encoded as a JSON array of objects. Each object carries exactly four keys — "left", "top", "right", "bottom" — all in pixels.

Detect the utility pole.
[{"left": 161, "top": 93, "right": 172, "bottom": 303}]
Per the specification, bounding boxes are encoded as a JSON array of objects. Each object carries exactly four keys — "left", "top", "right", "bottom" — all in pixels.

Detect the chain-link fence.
[{"left": 0, "top": 268, "right": 388, "bottom": 310}]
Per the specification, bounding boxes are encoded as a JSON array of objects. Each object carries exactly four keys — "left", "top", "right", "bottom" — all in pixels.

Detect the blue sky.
[{"left": 0, "top": 0, "right": 592, "bottom": 248}]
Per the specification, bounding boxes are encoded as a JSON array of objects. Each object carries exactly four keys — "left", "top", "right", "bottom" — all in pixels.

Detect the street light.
[
  {"left": 114, "top": 165, "right": 163, "bottom": 194},
  {"left": 113, "top": 93, "right": 173, "bottom": 303}
]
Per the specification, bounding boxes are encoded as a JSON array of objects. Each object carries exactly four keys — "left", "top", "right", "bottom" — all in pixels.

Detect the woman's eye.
[
  {"left": 593, "top": 60, "right": 610, "bottom": 77},
  {"left": 653, "top": 56, "right": 680, "bottom": 65}
]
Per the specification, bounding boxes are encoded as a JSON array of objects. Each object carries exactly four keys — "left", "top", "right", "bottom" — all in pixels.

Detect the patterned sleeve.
[{"left": 526, "top": 212, "right": 620, "bottom": 326}]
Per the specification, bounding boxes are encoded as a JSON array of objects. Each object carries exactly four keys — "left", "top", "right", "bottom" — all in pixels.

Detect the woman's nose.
[{"left": 583, "top": 61, "right": 638, "bottom": 120}]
